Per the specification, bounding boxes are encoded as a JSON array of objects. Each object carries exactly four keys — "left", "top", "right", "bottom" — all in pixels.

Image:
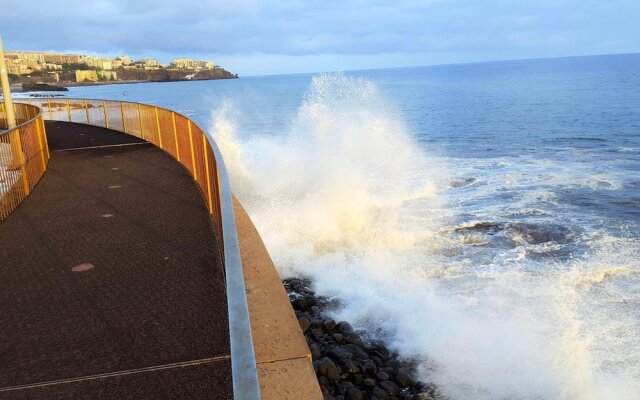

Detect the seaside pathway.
[{"left": 0, "top": 121, "right": 232, "bottom": 399}]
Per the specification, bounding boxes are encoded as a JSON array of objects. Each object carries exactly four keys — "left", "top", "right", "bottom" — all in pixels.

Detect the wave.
[{"left": 211, "top": 73, "right": 640, "bottom": 400}]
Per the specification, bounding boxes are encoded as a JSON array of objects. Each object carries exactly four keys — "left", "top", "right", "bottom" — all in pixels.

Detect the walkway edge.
[{"left": 233, "top": 196, "right": 323, "bottom": 400}]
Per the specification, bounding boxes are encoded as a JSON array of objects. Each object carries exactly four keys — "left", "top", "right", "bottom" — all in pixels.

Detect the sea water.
[{"left": 62, "top": 54, "right": 640, "bottom": 400}]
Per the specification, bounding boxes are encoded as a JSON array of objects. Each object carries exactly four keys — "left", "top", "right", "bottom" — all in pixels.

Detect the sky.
[{"left": 2, "top": 0, "right": 640, "bottom": 76}]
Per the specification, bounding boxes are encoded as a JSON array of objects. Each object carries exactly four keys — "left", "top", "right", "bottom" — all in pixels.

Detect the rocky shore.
[{"left": 284, "top": 277, "right": 440, "bottom": 400}]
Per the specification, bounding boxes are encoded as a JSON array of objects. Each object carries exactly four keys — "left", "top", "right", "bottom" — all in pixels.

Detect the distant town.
[{"left": 5, "top": 50, "right": 237, "bottom": 90}]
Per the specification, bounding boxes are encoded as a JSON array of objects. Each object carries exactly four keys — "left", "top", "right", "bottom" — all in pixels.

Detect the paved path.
[{"left": 0, "top": 121, "right": 232, "bottom": 399}]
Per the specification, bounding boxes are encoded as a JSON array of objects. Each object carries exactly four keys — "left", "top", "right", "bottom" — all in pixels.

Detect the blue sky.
[{"left": 3, "top": 0, "right": 640, "bottom": 76}]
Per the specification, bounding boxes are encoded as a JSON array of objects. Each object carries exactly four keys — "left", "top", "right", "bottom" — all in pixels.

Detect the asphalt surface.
[{"left": 0, "top": 121, "right": 232, "bottom": 399}]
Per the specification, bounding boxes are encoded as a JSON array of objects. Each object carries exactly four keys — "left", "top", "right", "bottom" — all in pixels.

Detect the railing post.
[
  {"left": 137, "top": 103, "right": 144, "bottom": 140},
  {"left": 39, "top": 117, "right": 50, "bottom": 161},
  {"left": 120, "top": 103, "right": 127, "bottom": 133},
  {"left": 154, "top": 106, "right": 163, "bottom": 148},
  {"left": 11, "top": 127, "right": 30, "bottom": 196},
  {"left": 202, "top": 135, "right": 214, "bottom": 215},
  {"left": 187, "top": 120, "right": 197, "bottom": 180},
  {"left": 103, "top": 100, "right": 109, "bottom": 128},
  {"left": 66, "top": 99, "right": 72, "bottom": 122},
  {"left": 172, "top": 112, "right": 180, "bottom": 161},
  {"left": 84, "top": 100, "right": 90, "bottom": 124},
  {"left": 35, "top": 114, "right": 47, "bottom": 171}
]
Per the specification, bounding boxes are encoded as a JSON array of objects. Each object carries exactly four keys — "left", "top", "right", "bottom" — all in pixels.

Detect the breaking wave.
[{"left": 212, "top": 73, "right": 640, "bottom": 400}]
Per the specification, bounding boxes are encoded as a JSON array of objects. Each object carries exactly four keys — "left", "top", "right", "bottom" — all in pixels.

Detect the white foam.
[{"left": 211, "top": 73, "right": 640, "bottom": 400}]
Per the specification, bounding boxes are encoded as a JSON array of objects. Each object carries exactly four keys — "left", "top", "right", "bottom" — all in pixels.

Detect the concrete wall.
[{"left": 233, "top": 197, "right": 323, "bottom": 400}]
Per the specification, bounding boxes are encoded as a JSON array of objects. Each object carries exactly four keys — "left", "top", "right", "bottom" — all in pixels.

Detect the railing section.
[
  {"left": 0, "top": 103, "right": 49, "bottom": 221},
  {"left": 25, "top": 97, "right": 261, "bottom": 400}
]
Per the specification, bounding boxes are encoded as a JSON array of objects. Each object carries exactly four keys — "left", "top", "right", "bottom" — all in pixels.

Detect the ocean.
[{"left": 56, "top": 53, "right": 640, "bottom": 400}]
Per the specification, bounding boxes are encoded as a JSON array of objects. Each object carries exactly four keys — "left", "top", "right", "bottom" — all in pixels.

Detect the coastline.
[
  {"left": 284, "top": 277, "right": 440, "bottom": 400},
  {"left": 11, "top": 76, "right": 239, "bottom": 92}
]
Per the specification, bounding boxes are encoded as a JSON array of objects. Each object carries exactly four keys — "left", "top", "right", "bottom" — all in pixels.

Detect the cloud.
[{"left": 2, "top": 0, "right": 639, "bottom": 75}]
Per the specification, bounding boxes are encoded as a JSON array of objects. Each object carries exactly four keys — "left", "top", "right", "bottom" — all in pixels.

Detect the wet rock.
[
  {"left": 340, "top": 359, "right": 360, "bottom": 374},
  {"left": 345, "top": 387, "right": 365, "bottom": 400},
  {"left": 380, "top": 380, "right": 401, "bottom": 396},
  {"left": 336, "top": 321, "right": 354, "bottom": 334},
  {"left": 343, "top": 344, "right": 369, "bottom": 360},
  {"left": 311, "top": 328, "right": 325, "bottom": 341},
  {"left": 372, "top": 387, "right": 391, "bottom": 400},
  {"left": 310, "top": 343, "right": 322, "bottom": 360},
  {"left": 315, "top": 357, "right": 340, "bottom": 380},
  {"left": 363, "top": 378, "right": 376, "bottom": 388},
  {"left": 294, "top": 295, "right": 316, "bottom": 311},
  {"left": 298, "top": 316, "right": 311, "bottom": 333},
  {"left": 323, "top": 318, "right": 337, "bottom": 332},
  {"left": 333, "top": 333, "right": 344, "bottom": 343},
  {"left": 376, "top": 371, "right": 390, "bottom": 381},
  {"left": 327, "top": 346, "right": 353, "bottom": 360},
  {"left": 345, "top": 333, "right": 364, "bottom": 347},
  {"left": 396, "top": 368, "right": 415, "bottom": 388}
]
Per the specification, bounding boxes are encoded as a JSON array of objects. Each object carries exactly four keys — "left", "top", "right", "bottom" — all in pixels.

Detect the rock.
[
  {"left": 315, "top": 357, "right": 340, "bottom": 380},
  {"left": 322, "top": 392, "right": 336, "bottom": 400},
  {"left": 311, "top": 328, "right": 325, "bottom": 341},
  {"left": 376, "top": 372, "right": 390, "bottom": 381},
  {"left": 349, "top": 373, "right": 364, "bottom": 386},
  {"left": 336, "top": 321, "right": 354, "bottom": 334},
  {"left": 310, "top": 305, "right": 321, "bottom": 316},
  {"left": 372, "top": 387, "right": 390, "bottom": 400},
  {"left": 323, "top": 318, "right": 337, "bottom": 332},
  {"left": 327, "top": 346, "right": 353, "bottom": 360},
  {"left": 345, "top": 333, "right": 364, "bottom": 347},
  {"left": 311, "top": 318, "right": 324, "bottom": 329},
  {"left": 298, "top": 316, "right": 311, "bottom": 332},
  {"left": 340, "top": 359, "right": 360, "bottom": 374},
  {"left": 310, "top": 343, "right": 322, "bottom": 360},
  {"left": 294, "top": 295, "right": 316, "bottom": 311},
  {"left": 396, "top": 368, "right": 415, "bottom": 388},
  {"left": 379, "top": 381, "right": 401, "bottom": 396},
  {"left": 343, "top": 344, "right": 369, "bottom": 359},
  {"left": 363, "top": 378, "right": 376, "bottom": 388},
  {"left": 333, "top": 333, "right": 344, "bottom": 343},
  {"left": 345, "top": 388, "right": 365, "bottom": 400},
  {"left": 361, "top": 358, "right": 377, "bottom": 375},
  {"left": 21, "top": 83, "right": 68, "bottom": 92},
  {"left": 372, "top": 356, "right": 384, "bottom": 367}
]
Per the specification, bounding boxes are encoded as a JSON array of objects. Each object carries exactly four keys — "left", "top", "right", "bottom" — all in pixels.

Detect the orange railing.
[
  {"left": 26, "top": 98, "right": 224, "bottom": 241},
  {"left": 0, "top": 103, "right": 49, "bottom": 220}
]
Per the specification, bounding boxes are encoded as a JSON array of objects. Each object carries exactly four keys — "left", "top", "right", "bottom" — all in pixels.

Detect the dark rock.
[
  {"left": 395, "top": 368, "right": 415, "bottom": 388},
  {"left": 336, "top": 321, "right": 355, "bottom": 334},
  {"left": 361, "top": 359, "right": 377, "bottom": 374},
  {"left": 327, "top": 346, "right": 353, "bottom": 360},
  {"left": 294, "top": 295, "right": 316, "bottom": 311},
  {"left": 372, "top": 356, "right": 384, "bottom": 367},
  {"left": 315, "top": 357, "right": 340, "bottom": 380},
  {"left": 333, "top": 333, "right": 344, "bottom": 343},
  {"left": 22, "top": 83, "right": 68, "bottom": 92},
  {"left": 372, "top": 387, "right": 390, "bottom": 400},
  {"left": 310, "top": 305, "right": 321, "bottom": 316},
  {"left": 363, "top": 378, "right": 376, "bottom": 388},
  {"left": 340, "top": 359, "right": 360, "bottom": 374},
  {"left": 345, "top": 333, "right": 364, "bottom": 347},
  {"left": 376, "top": 372, "right": 390, "bottom": 381},
  {"left": 379, "top": 381, "right": 401, "bottom": 396},
  {"left": 298, "top": 316, "right": 311, "bottom": 333},
  {"left": 311, "top": 328, "right": 325, "bottom": 341},
  {"left": 322, "top": 392, "right": 336, "bottom": 400},
  {"left": 349, "top": 373, "right": 364, "bottom": 386},
  {"left": 310, "top": 343, "right": 322, "bottom": 360},
  {"left": 345, "top": 387, "right": 365, "bottom": 400},
  {"left": 323, "top": 318, "right": 337, "bottom": 332},
  {"left": 343, "top": 344, "right": 369, "bottom": 359}
]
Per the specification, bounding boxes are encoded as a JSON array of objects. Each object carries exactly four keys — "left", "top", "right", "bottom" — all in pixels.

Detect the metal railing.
[
  {"left": 24, "top": 97, "right": 261, "bottom": 399},
  {"left": 0, "top": 103, "right": 49, "bottom": 220}
]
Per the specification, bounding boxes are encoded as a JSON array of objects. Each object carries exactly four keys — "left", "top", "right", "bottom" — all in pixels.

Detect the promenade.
[{"left": 0, "top": 121, "right": 232, "bottom": 399}]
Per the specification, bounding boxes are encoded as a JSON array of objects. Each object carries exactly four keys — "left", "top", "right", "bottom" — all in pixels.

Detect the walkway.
[{"left": 0, "top": 121, "right": 232, "bottom": 399}]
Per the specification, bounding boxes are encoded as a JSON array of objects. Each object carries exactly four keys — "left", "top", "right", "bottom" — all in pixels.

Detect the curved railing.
[
  {"left": 24, "top": 97, "right": 261, "bottom": 399},
  {"left": 0, "top": 103, "right": 49, "bottom": 220}
]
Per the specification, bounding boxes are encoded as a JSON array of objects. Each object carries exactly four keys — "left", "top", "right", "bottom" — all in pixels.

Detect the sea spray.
[{"left": 211, "top": 73, "right": 640, "bottom": 400}]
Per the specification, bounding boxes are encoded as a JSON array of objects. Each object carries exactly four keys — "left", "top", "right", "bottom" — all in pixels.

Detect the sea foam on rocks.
[{"left": 284, "top": 277, "right": 440, "bottom": 400}]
